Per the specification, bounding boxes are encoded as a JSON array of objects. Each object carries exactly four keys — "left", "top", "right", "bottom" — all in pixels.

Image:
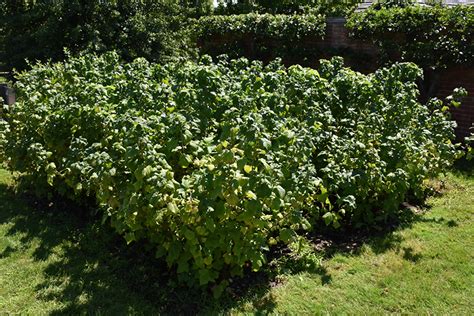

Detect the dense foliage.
[
  {"left": 0, "top": 1, "right": 367, "bottom": 72},
  {"left": 0, "top": 53, "right": 458, "bottom": 290},
  {"left": 368, "top": 0, "right": 416, "bottom": 9},
  {"left": 215, "top": 0, "right": 363, "bottom": 16},
  {"left": 197, "top": 13, "right": 325, "bottom": 39},
  {"left": 197, "top": 1, "right": 366, "bottom": 62},
  {"left": 347, "top": 3, "right": 474, "bottom": 69},
  {"left": 196, "top": 13, "right": 326, "bottom": 62},
  {"left": 0, "top": 0, "right": 198, "bottom": 72}
]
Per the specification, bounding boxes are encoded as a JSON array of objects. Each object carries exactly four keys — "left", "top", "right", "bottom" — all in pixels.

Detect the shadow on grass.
[
  {"left": 0, "top": 172, "right": 465, "bottom": 315},
  {"left": 0, "top": 181, "right": 273, "bottom": 314}
]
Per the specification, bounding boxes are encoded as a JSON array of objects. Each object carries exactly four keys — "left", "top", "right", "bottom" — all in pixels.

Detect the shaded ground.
[{"left": 0, "top": 167, "right": 473, "bottom": 314}]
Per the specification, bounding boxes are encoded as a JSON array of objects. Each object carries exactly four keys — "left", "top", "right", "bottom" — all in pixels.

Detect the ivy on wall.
[{"left": 347, "top": 3, "right": 474, "bottom": 69}]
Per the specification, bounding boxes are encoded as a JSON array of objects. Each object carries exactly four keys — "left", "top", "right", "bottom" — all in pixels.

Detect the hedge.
[
  {"left": 347, "top": 3, "right": 474, "bottom": 69},
  {"left": 214, "top": 0, "right": 363, "bottom": 16},
  {"left": 0, "top": 53, "right": 458, "bottom": 291},
  {"left": 196, "top": 13, "right": 326, "bottom": 61},
  {"left": 197, "top": 13, "right": 326, "bottom": 40}
]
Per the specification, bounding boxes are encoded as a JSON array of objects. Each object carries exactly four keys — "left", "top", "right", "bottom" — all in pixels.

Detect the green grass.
[
  {"left": 0, "top": 167, "right": 473, "bottom": 314},
  {"left": 230, "top": 171, "right": 474, "bottom": 315}
]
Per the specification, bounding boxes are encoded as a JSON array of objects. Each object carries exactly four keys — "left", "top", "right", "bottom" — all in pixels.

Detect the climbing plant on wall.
[{"left": 347, "top": 2, "right": 474, "bottom": 69}]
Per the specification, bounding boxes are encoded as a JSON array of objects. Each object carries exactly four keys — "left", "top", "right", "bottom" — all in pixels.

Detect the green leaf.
[
  {"left": 178, "top": 154, "right": 192, "bottom": 168},
  {"left": 261, "top": 138, "right": 272, "bottom": 149},
  {"left": 167, "top": 202, "right": 179, "bottom": 214},
  {"left": 244, "top": 165, "right": 253, "bottom": 174},
  {"left": 184, "top": 229, "right": 197, "bottom": 244},
  {"left": 199, "top": 269, "right": 212, "bottom": 286},
  {"left": 317, "top": 186, "right": 329, "bottom": 204},
  {"left": 276, "top": 185, "right": 286, "bottom": 198},
  {"left": 205, "top": 218, "right": 216, "bottom": 232},
  {"left": 245, "top": 190, "right": 257, "bottom": 200},
  {"left": 279, "top": 228, "right": 295, "bottom": 242},
  {"left": 125, "top": 232, "right": 136, "bottom": 245},
  {"left": 322, "top": 212, "right": 334, "bottom": 226},
  {"left": 142, "top": 166, "right": 153, "bottom": 177},
  {"left": 167, "top": 242, "right": 182, "bottom": 262},
  {"left": 75, "top": 183, "right": 83, "bottom": 192}
]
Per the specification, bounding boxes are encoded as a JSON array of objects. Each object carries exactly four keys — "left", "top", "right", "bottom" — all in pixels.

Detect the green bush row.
[
  {"left": 214, "top": 0, "right": 363, "bottom": 16},
  {"left": 197, "top": 13, "right": 326, "bottom": 40},
  {"left": 0, "top": 53, "right": 458, "bottom": 290},
  {"left": 196, "top": 13, "right": 327, "bottom": 62},
  {"left": 0, "top": 1, "right": 362, "bottom": 73},
  {"left": 346, "top": 3, "right": 474, "bottom": 68},
  {"left": 198, "top": 2, "right": 473, "bottom": 69}
]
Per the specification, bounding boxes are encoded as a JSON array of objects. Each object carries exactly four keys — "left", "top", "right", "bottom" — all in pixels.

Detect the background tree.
[{"left": 0, "top": 0, "right": 199, "bottom": 72}]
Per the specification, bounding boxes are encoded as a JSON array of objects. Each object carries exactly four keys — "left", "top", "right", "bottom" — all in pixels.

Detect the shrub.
[
  {"left": 0, "top": 0, "right": 197, "bottom": 72},
  {"left": 197, "top": 13, "right": 326, "bottom": 39},
  {"left": 347, "top": 3, "right": 474, "bottom": 69},
  {"left": 0, "top": 53, "right": 458, "bottom": 290},
  {"left": 196, "top": 13, "right": 326, "bottom": 61},
  {"left": 215, "top": 0, "right": 363, "bottom": 16},
  {"left": 369, "top": 0, "right": 416, "bottom": 9}
]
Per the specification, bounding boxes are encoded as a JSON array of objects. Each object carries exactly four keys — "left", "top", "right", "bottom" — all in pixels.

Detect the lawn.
[{"left": 0, "top": 167, "right": 473, "bottom": 314}]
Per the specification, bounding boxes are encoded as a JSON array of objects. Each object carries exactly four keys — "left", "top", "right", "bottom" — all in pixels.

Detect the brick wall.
[
  {"left": 314, "top": 18, "right": 378, "bottom": 72},
  {"left": 0, "top": 84, "right": 15, "bottom": 105},
  {"left": 437, "top": 67, "right": 474, "bottom": 139},
  {"left": 322, "top": 18, "right": 376, "bottom": 54}
]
